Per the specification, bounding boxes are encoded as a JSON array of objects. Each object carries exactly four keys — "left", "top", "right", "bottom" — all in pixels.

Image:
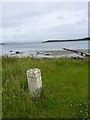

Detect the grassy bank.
[{"left": 2, "top": 57, "right": 89, "bottom": 118}]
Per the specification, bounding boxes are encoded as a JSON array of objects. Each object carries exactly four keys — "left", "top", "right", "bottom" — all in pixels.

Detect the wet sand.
[{"left": 40, "top": 49, "right": 88, "bottom": 56}]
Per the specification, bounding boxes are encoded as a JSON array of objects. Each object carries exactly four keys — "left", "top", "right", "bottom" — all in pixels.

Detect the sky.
[{"left": 1, "top": 2, "right": 88, "bottom": 42}]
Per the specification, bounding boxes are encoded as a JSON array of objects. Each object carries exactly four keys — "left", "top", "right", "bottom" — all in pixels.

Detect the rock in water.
[{"left": 26, "top": 68, "right": 42, "bottom": 98}]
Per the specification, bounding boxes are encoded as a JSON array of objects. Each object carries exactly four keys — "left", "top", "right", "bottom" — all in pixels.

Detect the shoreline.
[
  {"left": 37, "top": 49, "right": 88, "bottom": 55},
  {"left": 1, "top": 49, "right": 88, "bottom": 58}
]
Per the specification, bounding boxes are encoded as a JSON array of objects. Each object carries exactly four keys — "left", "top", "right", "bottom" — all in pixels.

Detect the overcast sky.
[{"left": 1, "top": 2, "right": 88, "bottom": 42}]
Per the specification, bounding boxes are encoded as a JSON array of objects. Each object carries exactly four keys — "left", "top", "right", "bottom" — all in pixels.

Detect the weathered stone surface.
[{"left": 26, "top": 68, "right": 42, "bottom": 98}]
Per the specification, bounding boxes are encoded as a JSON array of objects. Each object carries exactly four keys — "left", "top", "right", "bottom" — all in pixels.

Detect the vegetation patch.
[{"left": 2, "top": 57, "right": 89, "bottom": 118}]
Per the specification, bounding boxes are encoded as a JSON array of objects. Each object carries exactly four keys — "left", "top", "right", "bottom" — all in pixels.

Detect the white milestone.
[{"left": 26, "top": 68, "right": 42, "bottom": 98}]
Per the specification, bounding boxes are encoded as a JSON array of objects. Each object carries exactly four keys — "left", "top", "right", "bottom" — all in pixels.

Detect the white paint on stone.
[{"left": 26, "top": 68, "right": 42, "bottom": 98}]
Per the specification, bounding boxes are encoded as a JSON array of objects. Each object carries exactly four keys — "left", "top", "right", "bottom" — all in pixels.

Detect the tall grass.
[
  {"left": 2, "top": 57, "right": 89, "bottom": 118},
  {"left": 0, "top": 57, "right": 2, "bottom": 119}
]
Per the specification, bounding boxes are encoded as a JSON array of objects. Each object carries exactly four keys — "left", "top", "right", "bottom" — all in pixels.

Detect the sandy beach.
[
  {"left": 3, "top": 49, "right": 88, "bottom": 58},
  {"left": 39, "top": 49, "right": 88, "bottom": 56}
]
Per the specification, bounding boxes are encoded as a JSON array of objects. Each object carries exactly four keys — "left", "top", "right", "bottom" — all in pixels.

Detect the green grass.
[{"left": 2, "top": 57, "right": 89, "bottom": 118}]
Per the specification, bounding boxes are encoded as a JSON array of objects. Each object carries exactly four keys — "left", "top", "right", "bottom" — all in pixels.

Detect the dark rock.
[
  {"left": 16, "top": 51, "right": 20, "bottom": 54},
  {"left": 10, "top": 50, "right": 13, "bottom": 52},
  {"left": 45, "top": 53, "right": 51, "bottom": 56}
]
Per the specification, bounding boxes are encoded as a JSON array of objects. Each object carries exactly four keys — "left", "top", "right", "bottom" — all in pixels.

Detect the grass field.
[{"left": 2, "top": 57, "right": 89, "bottom": 118}]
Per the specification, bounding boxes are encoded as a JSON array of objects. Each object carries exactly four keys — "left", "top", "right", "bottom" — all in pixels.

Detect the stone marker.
[{"left": 26, "top": 68, "right": 42, "bottom": 98}]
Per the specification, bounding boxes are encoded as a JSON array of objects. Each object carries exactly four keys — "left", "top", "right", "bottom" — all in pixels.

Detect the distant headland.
[
  {"left": 43, "top": 37, "right": 90, "bottom": 43},
  {"left": 0, "top": 43, "right": 6, "bottom": 45}
]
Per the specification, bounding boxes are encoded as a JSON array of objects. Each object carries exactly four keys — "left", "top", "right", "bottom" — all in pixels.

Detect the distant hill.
[
  {"left": 43, "top": 37, "right": 90, "bottom": 43},
  {"left": 0, "top": 43, "right": 6, "bottom": 45}
]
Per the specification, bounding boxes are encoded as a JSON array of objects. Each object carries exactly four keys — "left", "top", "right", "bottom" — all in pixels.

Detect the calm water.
[{"left": 1, "top": 41, "right": 88, "bottom": 57}]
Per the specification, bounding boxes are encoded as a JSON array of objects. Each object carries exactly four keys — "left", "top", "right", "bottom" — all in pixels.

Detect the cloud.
[{"left": 1, "top": 2, "right": 88, "bottom": 42}]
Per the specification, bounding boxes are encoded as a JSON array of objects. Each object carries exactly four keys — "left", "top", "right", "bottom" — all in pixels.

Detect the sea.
[{"left": 1, "top": 41, "right": 89, "bottom": 58}]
